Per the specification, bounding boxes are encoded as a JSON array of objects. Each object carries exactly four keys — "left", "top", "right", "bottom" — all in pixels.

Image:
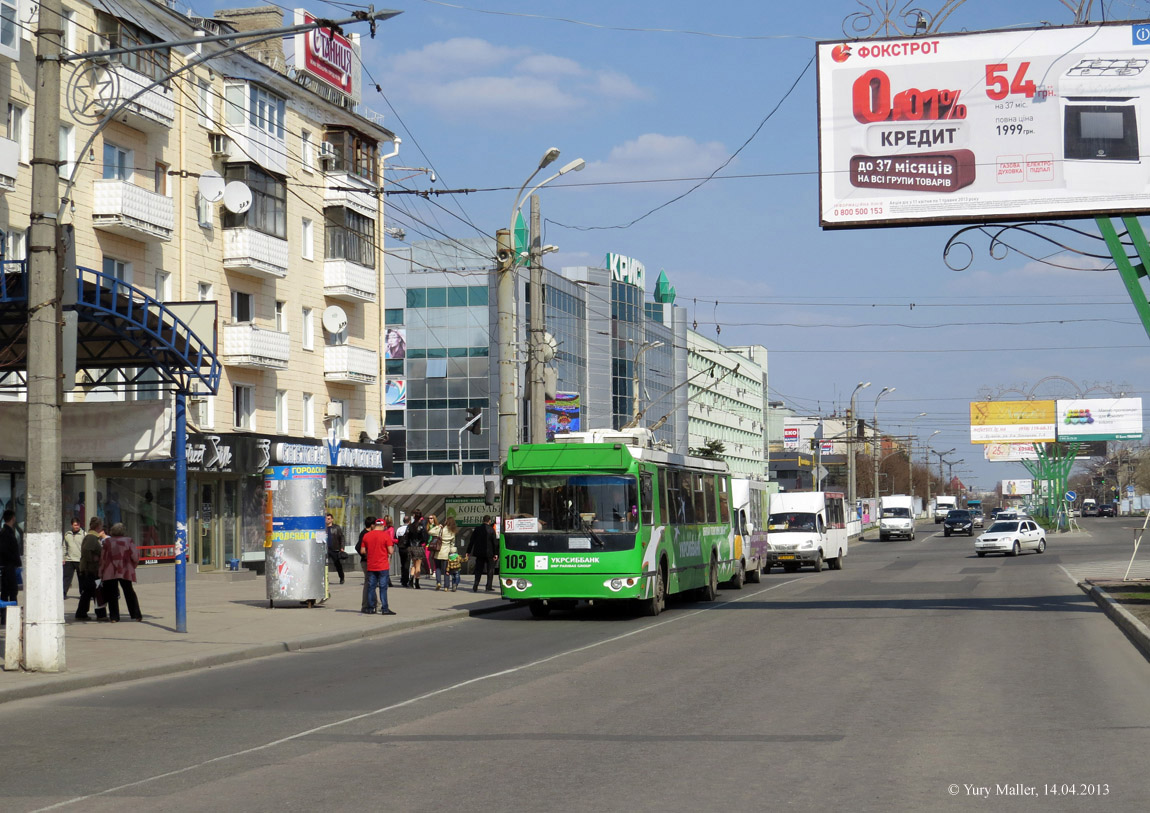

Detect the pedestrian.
[
  {"left": 395, "top": 514, "right": 410, "bottom": 587},
  {"left": 425, "top": 514, "right": 442, "bottom": 580},
  {"left": 408, "top": 510, "right": 427, "bottom": 589},
  {"left": 62, "top": 517, "right": 84, "bottom": 599},
  {"left": 360, "top": 517, "right": 396, "bottom": 615},
  {"left": 99, "top": 522, "right": 141, "bottom": 622},
  {"left": 446, "top": 552, "right": 463, "bottom": 591},
  {"left": 0, "top": 509, "right": 20, "bottom": 625},
  {"left": 467, "top": 515, "right": 499, "bottom": 593},
  {"left": 433, "top": 516, "right": 457, "bottom": 591},
  {"left": 355, "top": 516, "right": 374, "bottom": 612},
  {"left": 75, "top": 517, "right": 106, "bottom": 622},
  {"left": 325, "top": 513, "right": 346, "bottom": 585}
]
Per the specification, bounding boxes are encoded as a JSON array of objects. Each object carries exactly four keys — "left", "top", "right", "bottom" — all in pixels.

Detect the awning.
[{"left": 368, "top": 475, "right": 495, "bottom": 519}]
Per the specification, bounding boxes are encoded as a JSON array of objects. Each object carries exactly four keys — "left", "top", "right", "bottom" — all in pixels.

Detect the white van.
[
  {"left": 879, "top": 494, "right": 915, "bottom": 541},
  {"left": 765, "top": 492, "right": 848, "bottom": 573}
]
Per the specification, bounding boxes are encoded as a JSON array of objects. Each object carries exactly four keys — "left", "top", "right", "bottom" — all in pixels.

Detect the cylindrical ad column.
[{"left": 264, "top": 465, "right": 328, "bottom": 606}]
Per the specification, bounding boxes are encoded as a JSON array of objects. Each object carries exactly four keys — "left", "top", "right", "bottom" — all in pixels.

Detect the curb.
[
  {"left": 0, "top": 601, "right": 517, "bottom": 705},
  {"left": 1079, "top": 581, "right": 1150, "bottom": 663}
]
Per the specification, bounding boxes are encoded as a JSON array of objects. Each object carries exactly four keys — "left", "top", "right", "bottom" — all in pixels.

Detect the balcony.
[
  {"left": 224, "top": 121, "right": 288, "bottom": 176},
  {"left": 223, "top": 228, "right": 289, "bottom": 279},
  {"left": 0, "top": 136, "right": 17, "bottom": 191},
  {"left": 324, "top": 343, "right": 377, "bottom": 385},
  {"left": 92, "top": 179, "right": 174, "bottom": 242},
  {"left": 323, "top": 171, "right": 377, "bottom": 218},
  {"left": 221, "top": 323, "right": 290, "bottom": 370},
  {"left": 323, "top": 259, "right": 377, "bottom": 303},
  {"left": 93, "top": 64, "right": 175, "bottom": 133}
]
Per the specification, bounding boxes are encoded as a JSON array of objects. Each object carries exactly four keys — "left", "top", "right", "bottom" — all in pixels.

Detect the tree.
[{"left": 690, "top": 440, "right": 726, "bottom": 460}]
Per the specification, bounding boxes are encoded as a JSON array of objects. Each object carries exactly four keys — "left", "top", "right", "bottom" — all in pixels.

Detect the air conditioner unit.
[
  {"left": 88, "top": 34, "right": 112, "bottom": 64},
  {"left": 325, "top": 401, "right": 343, "bottom": 419},
  {"left": 318, "top": 141, "right": 337, "bottom": 169},
  {"left": 208, "top": 133, "right": 230, "bottom": 157}
]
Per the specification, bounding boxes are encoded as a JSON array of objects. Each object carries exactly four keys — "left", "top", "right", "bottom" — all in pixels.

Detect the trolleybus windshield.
[{"left": 505, "top": 475, "right": 638, "bottom": 533}]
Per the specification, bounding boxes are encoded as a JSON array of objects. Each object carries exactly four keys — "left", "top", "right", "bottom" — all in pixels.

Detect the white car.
[{"left": 975, "top": 519, "right": 1046, "bottom": 557}]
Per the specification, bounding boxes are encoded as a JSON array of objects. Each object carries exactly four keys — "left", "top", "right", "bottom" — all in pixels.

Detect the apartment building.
[{"left": 0, "top": 3, "right": 396, "bottom": 568}]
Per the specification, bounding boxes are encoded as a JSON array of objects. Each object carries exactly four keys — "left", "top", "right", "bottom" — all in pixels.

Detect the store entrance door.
[{"left": 195, "top": 481, "right": 218, "bottom": 570}]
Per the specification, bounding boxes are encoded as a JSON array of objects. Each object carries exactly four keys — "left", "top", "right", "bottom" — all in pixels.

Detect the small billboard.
[
  {"left": 983, "top": 442, "right": 1039, "bottom": 462},
  {"left": 1001, "top": 479, "right": 1034, "bottom": 496},
  {"left": 784, "top": 426, "right": 800, "bottom": 451},
  {"left": 970, "top": 401, "right": 1056, "bottom": 444},
  {"left": 1056, "top": 397, "right": 1143, "bottom": 441},
  {"left": 818, "top": 22, "right": 1150, "bottom": 228},
  {"left": 546, "top": 392, "right": 581, "bottom": 440}
]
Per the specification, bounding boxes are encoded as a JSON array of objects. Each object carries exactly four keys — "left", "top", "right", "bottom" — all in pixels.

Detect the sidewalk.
[{"left": 0, "top": 567, "right": 509, "bottom": 704}]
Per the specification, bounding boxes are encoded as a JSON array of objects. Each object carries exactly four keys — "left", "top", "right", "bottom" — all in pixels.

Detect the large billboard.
[
  {"left": 1001, "top": 479, "right": 1034, "bottom": 496},
  {"left": 818, "top": 22, "right": 1150, "bottom": 228},
  {"left": 970, "top": 401, "right": 1056, "bottom": 444},
  {"left": 1056, "top": 397, "right": 1144, "bottom": 441},
  {"left": 294, "top": 9, "right": 362, "bottom": 102}
]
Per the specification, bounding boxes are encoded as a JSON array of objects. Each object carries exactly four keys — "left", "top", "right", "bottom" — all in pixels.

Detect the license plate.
[{"left": 778, "top": 554, "right": 796, "bottom": 560}]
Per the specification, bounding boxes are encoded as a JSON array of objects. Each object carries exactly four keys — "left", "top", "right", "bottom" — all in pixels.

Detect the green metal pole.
[{"left": 1097, "top": 217, "right": 1150, "bottom": 343}]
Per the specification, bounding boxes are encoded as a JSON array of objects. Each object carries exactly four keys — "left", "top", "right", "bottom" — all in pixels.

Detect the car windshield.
[
  {"left": 881, "top": 507, "right": 910, "bottom": 518},
  {"left": 946, "top": 510, "right": 971, "bottom": 520},
  {"left": 988, "top": 521, "right": 1020, "bottom": 533},
  {"left": 768, "top": 512, "right": 818, "bottom": 532},
  {"left": 503, "top": 474, "right": 638, "bottom": 533}
]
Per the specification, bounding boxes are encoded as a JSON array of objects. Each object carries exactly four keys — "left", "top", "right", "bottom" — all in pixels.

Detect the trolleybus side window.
[
  {"left": 640, "top": 471, "right": 653, "bottom": 526},
  {"left": 702, "top": 474, "right": 716, "bottom": 522},
  {"left": 657, "top": 468, "right": 668, "bottom": 526},
  {"left": 718, "top": 477, "right": 730, "bottom": 524},
  {"left": 692, "top": 474, "right": 706, "bottom": 523}
]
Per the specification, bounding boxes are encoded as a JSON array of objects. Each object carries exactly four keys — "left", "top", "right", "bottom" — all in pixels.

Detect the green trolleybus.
[{"left": 499, "top": 428, "right": 739, "bottom": 617}]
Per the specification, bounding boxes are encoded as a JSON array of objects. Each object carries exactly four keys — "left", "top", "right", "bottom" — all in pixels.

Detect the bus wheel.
[
  {"left": 728, "top": 560, "right": 745, "bottom": 590},
  {"left": 746, "top": 565, "right": 761, "bottom": 583},
  {"left": 812, "top": 552, "right": 823, "bottom": 573},
  {"left": 699, "top": 554, "right": 719, "bottom": 601},
  {"left": 640, "top": 562, "right": 666, "bottom": 617},
  {"left": 528, "top": 600, "right": 551, "bottom": 618}
]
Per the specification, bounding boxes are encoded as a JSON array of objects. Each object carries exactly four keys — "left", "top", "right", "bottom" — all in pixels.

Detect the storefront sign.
[
  {"left": 293, "top": 9, "right": 359, "bottom": 100},
  {"left": 275, "top": 440, "right": 385, "bottom": 470},
  {"left": 606, "top": 252, "right": 646, "bottom": 289},
  {"left": 445, "top": 497, "right": 499, "bottom": 528}
]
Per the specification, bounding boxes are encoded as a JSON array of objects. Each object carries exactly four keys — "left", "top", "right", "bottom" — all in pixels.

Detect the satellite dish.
[
  {"left": 322, "top": 305, "right": 348, "bottom": 335},
  {"left": 538, "top": 332, "right": 558, "bottom": 363},
  {"left": 222, "top": 181, "right": 252, "bottom": 214},
  {"left": 198, "top": 171, "right": 225, "bottom": 203}
]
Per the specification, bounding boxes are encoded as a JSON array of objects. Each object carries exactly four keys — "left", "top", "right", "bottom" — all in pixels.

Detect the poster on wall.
[
  {"left": 818, "top": 22, "right": 1150, "bottom": 228},
  {"left": 546, "top": 392, "right": 581, "bottom": 440},
  {"left": 385, "top": 379, "right": 406, "bottom": 409},
  {"left": 385, "top": 327, "right": 406, "bottom": 360}
]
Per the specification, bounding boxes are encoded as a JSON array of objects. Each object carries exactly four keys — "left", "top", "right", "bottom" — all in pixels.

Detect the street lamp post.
[
  {"left": 872, "top": 387, "right": 895, "bottom": 507},
  {"left": 924, "top": 430, "right": 940, "bottom": 508},
  {"left": 848, "top": 381, "right": 871, "bottom": 509},
  {"left": 628, "top": 340, "right": 664, "bottom": 427},
  {"left": 906, "top": 412, "right": 926, "bottom": 503}
]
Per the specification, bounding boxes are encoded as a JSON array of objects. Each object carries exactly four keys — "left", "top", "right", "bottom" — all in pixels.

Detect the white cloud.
[
  {"left": 592, "top": 70, "right": 647, "bottom": 100},
  {"left": 389, "top": 38, "right": 526, "bottom": 77},
  {"left": 418, "top": 76, "right": 584, "bottom": 115},
  {"left": 585, "top": 133, "right": 731, "bottom": 184},
  {"left": 518, "top": 54, "right": 585, "bottom": 77}
]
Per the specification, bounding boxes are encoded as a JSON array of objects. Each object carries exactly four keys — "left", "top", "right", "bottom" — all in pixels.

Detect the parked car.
[
  {"left": 942, "top": 509, "right": 975, "bottom": 537},
  {"left": 975, "top": 520, "right": 1047, "bottom": 557},
  {"left": 1099, "top": 503, "right": 1117, "bottom": 517}
]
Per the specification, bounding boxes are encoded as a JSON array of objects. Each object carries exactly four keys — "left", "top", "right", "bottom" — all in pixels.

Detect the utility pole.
[
  {"left": 23, "top": 0, "right": 66, "bottom": 671},
  {"left": 496, "top": 228, "right": 516, "bottom": 462},
  {"left": 527, "top": 194, "right": 546, "bottom": 443}
]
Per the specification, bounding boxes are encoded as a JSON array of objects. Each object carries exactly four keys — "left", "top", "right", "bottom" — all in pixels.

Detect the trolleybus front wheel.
[{"left": 639, "top": 561, "right": 666, "bottom": 617}]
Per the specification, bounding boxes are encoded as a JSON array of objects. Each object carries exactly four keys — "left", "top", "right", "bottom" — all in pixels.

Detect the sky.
[{"left": 202, "top": 0, "right": 1150, "bottom": 490}]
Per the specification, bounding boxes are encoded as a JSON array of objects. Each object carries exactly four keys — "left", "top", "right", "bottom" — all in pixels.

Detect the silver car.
[{"left": 975, "top": 519, "right": 1046, "bottom": 557}]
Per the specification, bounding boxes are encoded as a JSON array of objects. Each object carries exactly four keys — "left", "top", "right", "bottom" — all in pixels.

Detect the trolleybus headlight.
[
  {"left": 608, "top": 578, "right": 623, "bottom": 591},
  {"left": 515, "top": 578, "right": 530, "bottom": 591}
]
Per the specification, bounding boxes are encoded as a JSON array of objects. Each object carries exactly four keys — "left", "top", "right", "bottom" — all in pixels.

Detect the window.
[
  {"left": 233, "top": 385, "right": 254, "bottom": 430},
  {"left": 384, "top": 308, "right": 404, "bottom": 326},
  {"left": 222, "top": 164, "right": 286, "bottom": 239},
  {"left": 323, "top": 127, "right": 378, "bottom": 181},
  {"left": 96, "top": 12, "right": 171, "bottom": 84},
  {"left": 1, "top": 228, "right": 25, "bottom": 261},
  {"left": 302, "top": 307, "right": 314, "bottom": 350},
  {"left": 275, "top": 300, "right": 286, "bottom": 332},
  {"left": 301, "top": 129, "right": 314, "bottom": 171},
  {"left": 58, "top": 124, "right": 74, "bottom": 180},
  {"left": 301, "top": 218, "right": 313, "bottom": 260},
  {"left": 197, "top": 78, "right": 214, "bottom": 129},
  {"left": 154, "top": 161, "right": 169, "bottom": 195},
  {"left": 232, "top": 291, "right": 253, "bottom": 323},
  {"left": 275, "top": 390, "right": 288, "bottom": 433},
  {"left": 153, "top": 270, "right": 171, "bottom": 302},
  {"left": 102, "top": 256, "right": 131, "bottom": 284},
  {"left": 7, "top": 103, "right": 26, "bottom": 162},
  {"left": 249, "top": 85, "right": 285, "bottom": 139},
  {"left": 324, "top": 206, "right": 376, "bottom": 268},
  {"left": 102, "top": 143, "right": 131, "bottom": 181},
  {"left": 302, "top": 393, "right": 315, "bottom": 436},
  {"left": 198, "top": 281, "right": 213, "bottom": 302},
  {"left": 63, "top": 9, "right": 78, "bottom": 54},
  {"left": 0, "top": 0, "right": 16, "bottom": 53}
]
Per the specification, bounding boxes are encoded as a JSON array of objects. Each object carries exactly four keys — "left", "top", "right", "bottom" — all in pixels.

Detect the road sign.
[
  {"left": 1065, "top": 490, "right": 1076, "bottom": 503},
  {"left": 1127, "top": 485, "right": 1136, "bottom": 496}
]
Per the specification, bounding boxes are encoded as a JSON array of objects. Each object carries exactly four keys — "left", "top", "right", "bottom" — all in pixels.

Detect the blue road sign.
[{"left": 1065, "top": 490, "right": 1077, "bottom": 503}]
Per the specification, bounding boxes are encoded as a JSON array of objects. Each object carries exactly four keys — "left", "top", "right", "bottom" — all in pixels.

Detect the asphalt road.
[{"left": 4, "top": 520, "right": 1149, "bottom": 812}]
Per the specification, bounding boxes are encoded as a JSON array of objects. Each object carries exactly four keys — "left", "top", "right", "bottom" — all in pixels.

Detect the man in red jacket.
[{"left": 361, "top": 517, "right": 396, "bottom": 615}]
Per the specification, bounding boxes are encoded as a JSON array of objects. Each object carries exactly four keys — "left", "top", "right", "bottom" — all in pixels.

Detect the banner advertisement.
[
  {"left": 784, "top": 426, "right": 800, "bottom": 451},
  {"left": 970, "top": 400, "right": 1056, "bottom": 444},
  {"left": 385, "top": 379, "right": 406, "bottom": 409},
  {"left": 818, "top": 22, "right": 1150, "bottom": 228},
  {"left": 1055, "top": 397, "right": 1143, "bottom": 441},
  {"left": 1001, "top": 478, "right": 1034, "bottom": 496},
  {"left": 983, "top": 442, "right": 1039, "bottom": 462},
  {"left": 546, "top": 391, "right": 581, "bottom": 440},
  {"left": 293, "top": 9, "right": 361, "bottom": 101}
]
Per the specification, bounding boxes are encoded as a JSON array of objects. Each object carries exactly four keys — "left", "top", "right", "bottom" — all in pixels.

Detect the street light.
[
  {"left": 497, "top": 149, "right": 585, "bottom": 455},
  {"left": 624, "top": 340, "right": 664, "bottom": 428},
  {"left": 872, "top": 387, "right": 895, "bottom": 506},
  {"left": 847, "top": 381, "right": 871, "bottom": 507},
  {"left": 924, "top": 430, "right": 941, "bottom": 508},
  {"left": 906, "top": 412, "right": 926, "bottom": 502}
]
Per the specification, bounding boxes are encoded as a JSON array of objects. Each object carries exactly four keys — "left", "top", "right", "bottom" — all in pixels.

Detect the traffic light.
[
  {"left": 465, "top": 406, "right": 482, "bottom": 435},
  {"left": 857, "top": 419, "right": 865, "bottom": 439}
]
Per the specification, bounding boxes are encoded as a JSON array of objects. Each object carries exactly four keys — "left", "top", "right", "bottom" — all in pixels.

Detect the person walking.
[
  {"left": 62, "top": 517, "right": 84, "bottom": 599},
  {"left": 75, "top": 517, "right": 106, "bottom": 621},
  {"left": 99, "top": 522, "right": 141, "bottom": 622},
  {"left": 355, "top": 516, "right": 374, "bottom": 612},
  {"left": 395, "top": 514, "right": 410, "bottom": 587},
  {"left": 325, "top": 513, "right": 346, "bottom": 585},
  {"left": 433, "top": 516, "right": 457, "bottom": 591},
  {"left": 408, "top": 511, "right": 427, "bottom": 589},
  {"left": 360, "top": 517, "right": 396, "bottom": 615},
  {"left": 425, "top": 514, "right": 442, "bottom": 583},
  {"left": 467, "top": 515, "right": 499, "bottom": 593},
  {"left": 0, "top": 509, "right": 20, "bottom": 625}
]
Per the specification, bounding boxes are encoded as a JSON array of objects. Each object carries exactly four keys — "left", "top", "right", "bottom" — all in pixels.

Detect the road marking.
[{"left": 32, "top": 576, "right": 808, "bottom": 811}]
